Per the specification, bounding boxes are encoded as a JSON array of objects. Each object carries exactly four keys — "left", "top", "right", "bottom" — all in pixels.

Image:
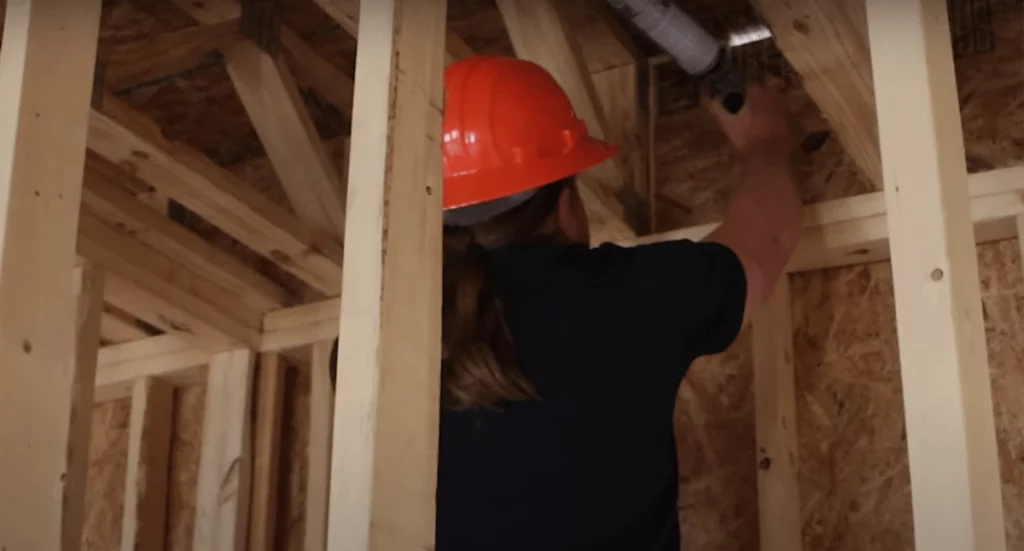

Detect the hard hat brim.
[{"left": 443, "top": 138, "right": 619, "bottom": 210}]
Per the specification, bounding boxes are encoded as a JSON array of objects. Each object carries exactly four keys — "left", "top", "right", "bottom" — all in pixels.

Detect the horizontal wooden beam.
[
  {"left": 631, "top": 165, "right": 1024, "bottom": 272},
  {"left": 92, "top": 166, "right": 1024, "bottom": 399},
  {"left": 88, "top": 96, "right": 344, "bottom": 294}
]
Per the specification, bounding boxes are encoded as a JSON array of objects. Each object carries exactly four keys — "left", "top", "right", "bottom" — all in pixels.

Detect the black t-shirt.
[{"left": 435, "top": 239, "right": 747, "bottom": 551}]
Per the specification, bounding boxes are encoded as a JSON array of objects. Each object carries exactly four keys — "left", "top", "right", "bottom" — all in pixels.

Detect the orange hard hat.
[{"left": 442, "top": 55, "right": 618, "bottom": 211}]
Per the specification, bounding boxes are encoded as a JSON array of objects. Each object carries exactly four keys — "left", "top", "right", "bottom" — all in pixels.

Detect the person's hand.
[{"left": 706, "top": 84, "right": 796, "bottom": 164}]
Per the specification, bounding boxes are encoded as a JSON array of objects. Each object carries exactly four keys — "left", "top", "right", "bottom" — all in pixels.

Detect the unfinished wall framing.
[{"left": 0, "top": 0, "right": 1021, "bottom": 549}]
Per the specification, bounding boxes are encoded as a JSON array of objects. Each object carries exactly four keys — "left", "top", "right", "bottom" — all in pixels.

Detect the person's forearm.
[
  {"left": 731, "top": 153, "right": 802, "bottom": 252},
  {"left": 707, "top": 151, "right": 802, "bottom": 320}
]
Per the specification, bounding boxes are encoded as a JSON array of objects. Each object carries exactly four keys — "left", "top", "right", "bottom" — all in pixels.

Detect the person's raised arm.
[{"left": 704, "top": 85, "right": 802, "bottom": 325}]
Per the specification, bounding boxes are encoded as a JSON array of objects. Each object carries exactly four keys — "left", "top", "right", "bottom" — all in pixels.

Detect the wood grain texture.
[
  {"left": 250, "top": 352, "right": 287, "bottom": 551},
  {"left": 750, "top": 0, "right": 882, "bottom": 188},
  {"left": 305, "top": 342, "right": 334, "bottom": 551},
  {"left": 193, "top": 349, "right": 256, "bottom": 551},
  {"left": 88, "top": 97, "right": 344, "bottom": 294},
  {"left": 224, "top": 39, "right": 348, "bottom": 238},
  {"left": 327, "top": 0, "right": 446, "bottom": 548},
  {"left": 0, "top": 2, "right": 102, "bottom": 548},
  {"left": 751, "top": 279, "right": 801, "bottom": 551},
  {"left": 866, "top": 0, "right": 1005, "bottom": 549},
  {"left": 120, "top": 377, "right": 174, "bottom": 551}
]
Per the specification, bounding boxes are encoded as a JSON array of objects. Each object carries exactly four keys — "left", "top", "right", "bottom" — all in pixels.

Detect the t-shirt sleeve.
[{"left": 596, "top": 239, "right": 747, "bottom": 359}]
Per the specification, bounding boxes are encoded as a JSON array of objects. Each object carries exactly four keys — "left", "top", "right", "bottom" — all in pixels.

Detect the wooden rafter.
[
  {"left": 0, "top": 2, "right": 103, "bottom": 548},
  {"left": 865, "top": 0, "right": 1004, "bottom": 548},
  {"left": 101, "top": 308, "right": 151, "bottom": 344},
  {"left": 170, "top": 0, "right": 358, "bottom": 116},
  {"left": 83, "top": 156, "right": 289, "bottom": 312},
  {"left": 750, "top": 0, "right": 881, "bottom": 187},
  {"left": 496, "top": 0, "right": 637, "bottom": 242},
  {"left": 79, "top": 208, "right": 264, "bottom": 347},
  {"left": 88, "top": 96, "right": 344, "bottom": 295},
  {"left": 224, "top": 39, "right": 349, "bottom": 238},
  {"left": 327, "top": 0, "right": 447, "bottom": 548}
]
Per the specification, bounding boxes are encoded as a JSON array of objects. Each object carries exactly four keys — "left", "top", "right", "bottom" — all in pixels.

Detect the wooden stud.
[
  {"left": 327, "top": 0, "right": 446, "bottom": 548},
  {"left": 224, "top": 39, "right": 348, "bottom": 238},
  {"left": 249, "top": 352, "right": 286, "bottom": 551},
  {"left": 311, "top": 0, "right": 474, "bottom": 64},
  {"left": 496, "top": 0, "right": 636, "bottom": 242},
  {"left": 193, "top": 349, "right": 256, "bottom": 551},
  {"left": 306, "top": 342, "right": 335, "bottom": 551},
  {"left": 0, "top": 1, "right": 102, "bottom": 549},
  {"left": 88, "top": 97, "right": 344, "bottom": 295},
  {"left": 866, "top": 1, "right": 1005, "bottom": 549},
  {"left": 751, "top": 278, "right": 801, "bottom": 551},
  {"left": 120, "top": 377, "right": 175, "bottom": 551},
  {"left": 750, "top": 0, "right": 881, "bottom": 188},
  {"left": 1017, "top": 215, "right": 1024, "bottom": 280}
]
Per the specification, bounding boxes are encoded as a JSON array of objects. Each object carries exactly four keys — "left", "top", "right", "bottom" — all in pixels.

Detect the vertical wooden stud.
[
  {"left": 327, "top": 0, "right": 447, "bottom": 549},
  {"left": 305, "top": 342, "right": 335, "bottom": 551},
  {"left": 249, "top": 352, "right": 286, "bottom": 551},
  {"left": 120, "top": 377, "right": 174, "bottom": 551},
  {"left": 193, "top": 349, "right": 256, "bottom": 551},
  {"left": 866, "top": 1, "right": 1006, "bottom": 549},
  {"left": 0, "top": 2, "right": 102, "bottom": 547},
  {"left": 751, "top": 278, "right": 802, "bottom": 551}
]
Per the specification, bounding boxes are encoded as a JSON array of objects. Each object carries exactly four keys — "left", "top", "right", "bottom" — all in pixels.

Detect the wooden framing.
[
  {"left": 0, "top": 2, "right": 103, "bottom": 549},
  {"left": 865, "top": 0, "right": 1005, "bottom": 549},
  {"left": 0, "top": 0, "right": 1015, "bottom": 548},
  {"left": 326, "top": 0, "right": 446, "bottom": 548},
  {"left": 751, "top": 279, "right": 801, "bottom": 551},
  {"left": 193, "top": 349, "right": 256, "bottom": 551},
  {"left": 120, "top": 377, "right": 174, "bottom": 551}
]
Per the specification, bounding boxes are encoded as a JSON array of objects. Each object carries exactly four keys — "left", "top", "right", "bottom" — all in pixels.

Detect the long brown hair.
[{"left": 442, "top": 179, "right": 571, "bottom": 410}]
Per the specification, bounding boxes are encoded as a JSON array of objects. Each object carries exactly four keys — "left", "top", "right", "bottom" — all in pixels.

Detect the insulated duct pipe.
[{"left": 605, "top": 0, "right": 746, "bottom": 113}]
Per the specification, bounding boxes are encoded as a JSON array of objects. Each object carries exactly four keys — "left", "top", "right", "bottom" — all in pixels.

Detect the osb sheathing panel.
[
  {"left": 84, "top": 386, "right": 205, "bottom": 551},
  {"left": 674, "top": 242, "right": 1024, "bottom": 551},
  {"left": 83, "top": 399, "right": 131, "bottom": 550}
]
